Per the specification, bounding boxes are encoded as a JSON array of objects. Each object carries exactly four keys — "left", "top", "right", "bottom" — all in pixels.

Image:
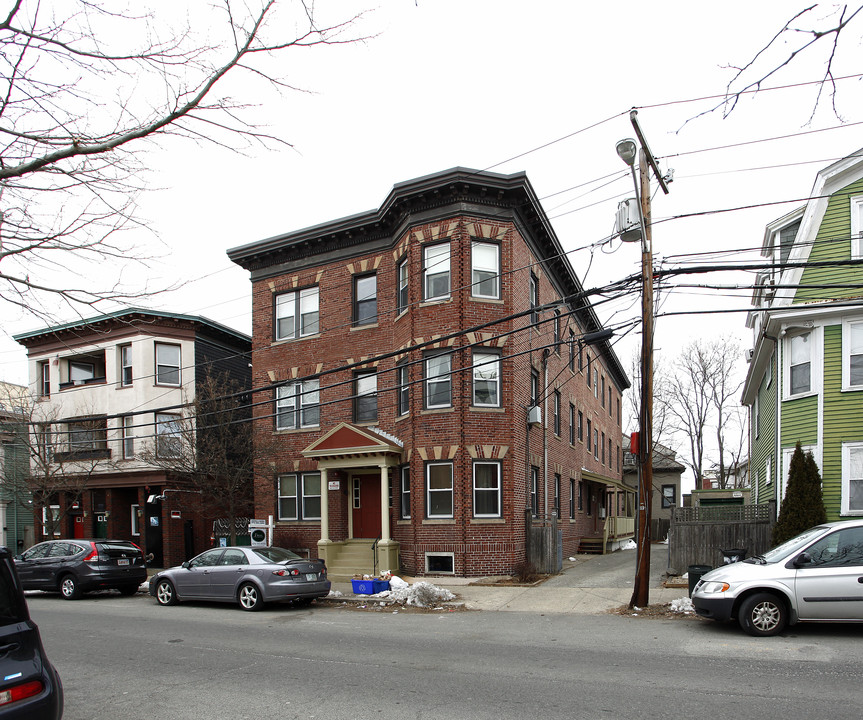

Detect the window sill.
[
  {"left": 783, "top": 391, "right": 818, "bottom": 402},
  {"left": 422, "top": 518, "right": 455, "bottom": 525},
  {"left": 840, "top": 385, "right": 863, "bottom": 393},
  {"left": 397, "top": 519, "right": 411, "bottom": 525},
  {"left": 421, "top": 407, "right": 454, "bottom": 415},
  {"left": 470, "top": 518, "right": 505, "bottom": 524},
  {"left": 351, "top": 322, "right": 379, "bottom": 331},
  {"left": 468, "top": 296, "right": 503, "bottom": 304},
  {"left": 419, "top": 297, "right": 452, "bottom": 307},
  {"left": 469, "top": 406, "right": 505, "bottom": 413},
  {"left": 395, "top": 412, "right": 411, "bottom": 422},
  {"left": 272, "top": 333, "right": 321, "bottom": 346},
  {"left": 274, "top": 426, "right": 320, "bottom": 435}
]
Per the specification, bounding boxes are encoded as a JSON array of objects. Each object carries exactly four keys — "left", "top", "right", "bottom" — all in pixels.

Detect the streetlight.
[{"left": 615, "top": 110, "right": 670, "bottom": 609}]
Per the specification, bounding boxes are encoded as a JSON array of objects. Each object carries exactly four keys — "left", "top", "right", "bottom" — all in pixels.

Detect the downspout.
[{"left": 543, "top": 348, "right": 550, "bottom": 518}]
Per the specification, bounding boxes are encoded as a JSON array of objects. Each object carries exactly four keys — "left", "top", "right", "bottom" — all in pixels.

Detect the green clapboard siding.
[
  {"left": 751, "top": 352, "right": 778, "bottom": 502},
  {"left": 796, "top": 176, "right": 863, "bottom": 304}
]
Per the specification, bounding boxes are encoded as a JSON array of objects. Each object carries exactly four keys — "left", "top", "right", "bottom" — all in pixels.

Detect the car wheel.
[
  {"left": 738, "top": 592, "right": 787, "bottom": 636},
  {"left": 238, "top": 583, "right": 263, "bottom": 611},
  {"left": 118, "top": 584, "right": 139, "bottom": 596},
  {"left": 155, "top": 579, "right": 178, "bottom": 606},
  {"left": 59, "top": 574, "right": 81, "bottom": 600}
]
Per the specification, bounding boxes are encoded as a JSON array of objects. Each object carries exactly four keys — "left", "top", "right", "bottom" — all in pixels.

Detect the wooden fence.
[
  {"left": 668, "top": 504, "right": 773, "bottom": 574},
  {"left": 525, "top": 510, "right": 562, "bottom": 574}
]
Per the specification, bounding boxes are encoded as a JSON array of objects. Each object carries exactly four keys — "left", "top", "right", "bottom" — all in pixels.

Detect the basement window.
[{"left": 425, "top": 552, "right": 454, "bottom": 574}]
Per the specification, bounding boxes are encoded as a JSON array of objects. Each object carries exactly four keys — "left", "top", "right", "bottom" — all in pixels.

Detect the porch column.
[
  {"left": 319, "top": 467, "right": 330, "bottom": 542},
  {"left": 379, "top": 462, "right": 390, "bottom": 541},
  {"left": 317, "top": 466, "right": 333, "bottom": 565},
  {"left": 376, "top": 461, "right": 399, "bottom": 573}
]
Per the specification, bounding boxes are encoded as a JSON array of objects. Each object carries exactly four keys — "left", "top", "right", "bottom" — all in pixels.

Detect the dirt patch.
[{"left": 610, "top": 602, "right": 703, "bottom": 620}]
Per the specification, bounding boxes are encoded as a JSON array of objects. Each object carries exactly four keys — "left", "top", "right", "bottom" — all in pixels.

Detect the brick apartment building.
[
  {"left": 14, "top": 310, "right": 251, "bottom": 567},
  {"left": 228, "top": 168, "right": 630, "bottom": 577}
]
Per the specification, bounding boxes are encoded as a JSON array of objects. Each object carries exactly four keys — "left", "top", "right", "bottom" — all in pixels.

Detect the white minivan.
[{"left": 692, "top": 519, "right": 863, "bottom": 636}]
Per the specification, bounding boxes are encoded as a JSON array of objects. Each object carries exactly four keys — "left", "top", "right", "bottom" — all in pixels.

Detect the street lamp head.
[{"left": 615, "top": 138, "right": 638, "bottom": 167}]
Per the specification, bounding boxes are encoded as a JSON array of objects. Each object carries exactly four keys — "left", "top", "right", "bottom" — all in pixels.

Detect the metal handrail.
[{"left": 372, "top": 536, "right": 381, "bottom": 576}]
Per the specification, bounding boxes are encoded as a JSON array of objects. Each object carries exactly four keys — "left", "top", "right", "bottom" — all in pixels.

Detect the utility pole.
[{"left": 616, "top": 109, "right": 669, "bottom": 609}]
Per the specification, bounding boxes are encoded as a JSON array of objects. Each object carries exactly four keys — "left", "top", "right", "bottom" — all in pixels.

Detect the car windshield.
[
  {"left": 252, "top": 547, "right": 301, "bottom": 563},
  {"left": 761, "top": 525, "right": 830, "bottom": 563}
]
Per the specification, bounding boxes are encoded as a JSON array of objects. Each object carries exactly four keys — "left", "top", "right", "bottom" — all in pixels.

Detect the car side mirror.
[
  {"left": 182, "top": 561, "right": 191, "bottom": 569},
  {"left": 794, "top": 552, "right": 813, "bottom": 567}
]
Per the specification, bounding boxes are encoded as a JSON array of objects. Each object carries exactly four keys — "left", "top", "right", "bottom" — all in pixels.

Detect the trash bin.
[
  {"left": 687, "top": 564, "right": 713, "bottom": 597},
  {"left": 721, "top": 548, "right": 746, "bottom": 565}
]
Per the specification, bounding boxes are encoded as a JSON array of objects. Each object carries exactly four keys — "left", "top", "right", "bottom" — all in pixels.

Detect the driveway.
[{"left": 544, "top": 542, "right": 672, "bottom": 588}]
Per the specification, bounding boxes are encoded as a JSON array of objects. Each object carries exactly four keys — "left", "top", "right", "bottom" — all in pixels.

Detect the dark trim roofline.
[
  {"left": 13, "top": 307, "right": 250, "bottom": 349},
  {"left": 227, "top": 167, "right": 629, "bottom": 390}
]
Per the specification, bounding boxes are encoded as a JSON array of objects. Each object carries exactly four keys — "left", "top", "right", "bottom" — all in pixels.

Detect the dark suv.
[
  {"left": 15, "top": 539, "right": 147, "bottom": 600},
  {"left": 0, "top": 546, "right": 63, "bottom": 719}
]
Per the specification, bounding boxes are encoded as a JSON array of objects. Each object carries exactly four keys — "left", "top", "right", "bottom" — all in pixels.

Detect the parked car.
[
  {"left": 692, "top": 519, "right": 863, "bottom": 636},
  {"left": 0, "top": 546, "right": 63, "bottom": 719},
  {"left": 15, "top": 539, "right": 147, "bottom": 600},
  {"left": 149, "top": 546, "right": 331, "bottom": 611}
]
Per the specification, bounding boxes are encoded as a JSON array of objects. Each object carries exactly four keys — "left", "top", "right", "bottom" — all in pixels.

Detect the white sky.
[{"left": 3, "top": 1, "right": 862, "bottom": 484}]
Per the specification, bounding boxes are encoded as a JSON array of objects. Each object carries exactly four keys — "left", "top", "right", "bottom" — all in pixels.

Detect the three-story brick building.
[{"left": 229, "top": 168, "right": 629, "bottom": 577}]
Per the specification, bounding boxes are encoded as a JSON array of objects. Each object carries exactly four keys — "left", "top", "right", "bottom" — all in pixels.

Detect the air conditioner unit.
[
  {"left": 528, "top": 406, "right": 542, "bottom": 425},
  {"left": 744, "top": 348, "right": 754, "bottom": 362},
  {"left": 615, "top": 198, "right": 642, "bottom": 243}
]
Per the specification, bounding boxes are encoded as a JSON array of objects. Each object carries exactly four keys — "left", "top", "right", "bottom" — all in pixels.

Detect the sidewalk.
[{"left": 323, "top": 544, "right": 690, "bottom": 615}]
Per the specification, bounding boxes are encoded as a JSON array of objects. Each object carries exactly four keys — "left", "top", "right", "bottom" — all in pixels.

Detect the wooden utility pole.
[{"left": 627, "top": 109, "right": 668, "bottom": 609}]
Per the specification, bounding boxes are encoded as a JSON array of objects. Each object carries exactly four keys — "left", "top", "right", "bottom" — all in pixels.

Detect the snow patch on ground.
[{"left": 335, "top": 577, "right": 456, "bottom": 608}]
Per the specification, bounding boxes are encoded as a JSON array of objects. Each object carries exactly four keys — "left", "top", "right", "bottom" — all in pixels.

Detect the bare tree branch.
[{"left": 0, "top": 0, "right": 373, "bottom": 316}]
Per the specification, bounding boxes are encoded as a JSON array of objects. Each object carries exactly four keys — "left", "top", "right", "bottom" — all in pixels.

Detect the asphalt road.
[{"left": 27, "top": 587, "right": 863, "bottom": 720}]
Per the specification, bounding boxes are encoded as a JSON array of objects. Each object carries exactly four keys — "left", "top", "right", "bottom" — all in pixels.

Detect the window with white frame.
[
  {"left": 119, "top": 344, "right": 133, "bottom": 387},
  {"left": 275, "top": 287, "right": 319, "bottom": 340},
  {"left": 766, "top": 455, "right": 772, "bottom": 485},
  {"left": 426, "top": 462, "right": 453, "bottom": 518},
  {"left": 400, "top": 465, "right": 411, "bottom": 519},
  {"left": 843, "top": 319, "right": 863, "bottom": 389},
  {"left": 530, "top": 466, "right": 540, "bottom": 516},
  {"left": 39, "top": 361, "right": 50, "bottom": 397},
  {"left": 841, "top": 442, "right": 863, "bottom": 515},
  {"left": 661, "top": 484, "right": 676, "bottom": 509},
  {"left": 473, "top": 461, "right": 501, "bottom": 517},
  {"left": 529, "top": 273, "right": 539, "bottom": 325},
  {"left": 121, "top": 415, "right": 135, "bottom": 459},
  {"left": 424, "top": 352, "right": 452, "bottom": 409},
  {"left": 787, "top": 331, "right": 812, "bottom": 396},
  {"left": 852, "top": 195, "right": 863, "bottom": 260},
  {"left": 569, "top": 403, "right": 575, "bottom": 445},
  {"left": 276, "top": 380, "right": 319, "bottom": 430},
  {"left": 472, "top": 350, "right": 500, "bottom": 407},
  {"left": 42, "top": 505, "right": 61, "bottom": 536},
  {"left": 569, "top": 478, "right": 576, "bottom": 519},
  {"left": 471, "top": 241, "right": 500, "bottom": 299},
  {"left": 277, "top": 473, "right": 321, "bottom": 520},
  {"left": 155, "top": 343, "right": 181, "bottom": 386},
  {"left": 353, "top": 273, "right": 377, "bottom": 326},
  {"left": 155, "top": 413, "right": 182, "bottom": 458},
  {"left": 354, "top": 371, "right": 377, "bottom": 423},
  {"left": 397, "top": 362, "right": 410, "bottom": 415},
  {"left": 131, "top": 504, "right": 141, "bottom": 536},
  {"left": 397, "top": 258, "right": 409, "bottom": 314},
  {"left": 593, "top": 368, "right": 598, "bottom": 397},
  {"left": 423, "top": 243, "right": 450, "bottom": 300},
  {"left": 553, "top": 390, "right": 561, "bottom": 435}
]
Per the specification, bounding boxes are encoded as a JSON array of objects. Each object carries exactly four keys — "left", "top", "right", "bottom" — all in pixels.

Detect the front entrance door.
[{"left": 351, "top": 474, "right": 381, "bottom": 538}]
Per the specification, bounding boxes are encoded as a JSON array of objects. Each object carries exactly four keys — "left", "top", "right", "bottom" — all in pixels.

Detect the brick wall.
[{"left": 246, "top": 209, "right": 625, "bottom": 576}]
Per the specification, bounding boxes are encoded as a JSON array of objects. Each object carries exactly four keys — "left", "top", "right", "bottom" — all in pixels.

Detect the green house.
[{"left": 742, "top": 149, "right": 863, "bottom": 521}]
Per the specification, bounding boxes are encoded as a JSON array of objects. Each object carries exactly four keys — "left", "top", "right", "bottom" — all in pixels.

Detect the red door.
[
  {"left": 73, "top": 516, "right": 85, "bottom": 539},
  {"left": 352, "top": 475, "right": 381, "bottom": 538}
]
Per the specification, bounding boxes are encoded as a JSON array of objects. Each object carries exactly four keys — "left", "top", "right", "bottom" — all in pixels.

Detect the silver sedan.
[{"left": 148, "top": 546, "right": 330, "bottom": 611}]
